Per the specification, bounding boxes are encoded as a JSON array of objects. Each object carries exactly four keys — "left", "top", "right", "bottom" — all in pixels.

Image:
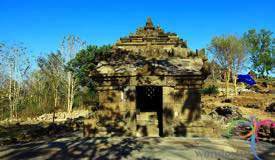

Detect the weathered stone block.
[
  {"left": 166, "top": 77, "right": 176, "bottom": 86},
  {"left": 189, "top": 80, "right": 202, "bottom": 85},
  {"left": 188, "top": 84, "right": 202, "bottom": 89},
  {"left": 130, "top": 77, "right": 137, "bottom": 86},
  {"left": 175, "top": 85, "right": 189, "bottom": 89},
  {"left": 174, "top": 89, "right": 185, "bottom": 102},
  {"left": 136, "top": 124, "right": 159, "bottom": 137},
  {"left": 136, "top": 112, "right": 158, "bottom": 121},
  {"left": 163, "top": 103, "right": 173, "bottom": 109},
  {"left": 100, "top": 103, "right": 120, "bottom": 112},
  {"left": 115, "top": 102, "right": 135, "bottom": 112},
  {"left": 178, "top": 109, "right": 191, "bottom": 121},
  {"left": 83, "top": 119, "right": 97, "bottom": 137},
  {"left": 179, "top": 108, "right": 201, "bottom": 122},
  {"left": 163, "top": 120, "right": 175, "bottom": 136},
  {"left": 176, "top": 80, "right": 190, "bottom": 85},
  {"left": 163, "top": 87, "right": 174, "bottom": 95},
  {"left": 135, "top": 76, "right": 166, "bottom": 85},
  {"left": 98, "top": 90, "right": 122, "bottom": 103},
  {"left": 163, "top": 93, "right": 174, "bottom": 103},
  {"left": 125, "top": 110, "right": 137, "bottom": 132},
  {"left": 128, "top": 102, "right": 136, "bottom": 110},
  {"left": 94, "top": 77, "right": 130, "bottom": 86},
  {"left": 174, "top": 104, "right": 183, "bottom": 114},
  {"left": 118, "top": 102, "right": 126, "bottom": 112}
]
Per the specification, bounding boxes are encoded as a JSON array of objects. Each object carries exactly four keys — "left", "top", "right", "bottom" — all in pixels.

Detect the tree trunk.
[
  {"left": 9, "top": 64, "right": 13, "bottom": 119},
  {"left": 53, "top": 87, "right": 58, "bottom": 124},
  {"left": 70, "top": 76, "right": 76, "bottom": 112},
  {"left": 226, "top": 69, "right": 231, "bottom": 98},
  {"left": 67, "top": 71, "right": 72, "bottom": 112},
  {"left": 212, "top": 65, "right": 215, "bottom": 84},
  {"left": 233, "top": 76, "right": 238, "bottom": 96},
  {"left": 67, "top": 71, "right": 75, "bottom": 113}
]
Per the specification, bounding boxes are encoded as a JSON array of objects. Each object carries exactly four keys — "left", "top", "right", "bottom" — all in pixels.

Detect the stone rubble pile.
[
  {"left": 265, "top": 102, "right": 275, "bottom": 113},
  {"left": 0, "top": 110, "right": 90, "bottom": 125},
  {"left": 209, "top": 106, "right": 243, "bottom": 122},
  {"left": 37, "top": 110, "right": 89, "bottom": 122}
]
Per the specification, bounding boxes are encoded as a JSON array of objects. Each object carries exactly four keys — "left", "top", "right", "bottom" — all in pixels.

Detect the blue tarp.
[{"left": 237, "top": 74, "right": 256, "bottom": 85}]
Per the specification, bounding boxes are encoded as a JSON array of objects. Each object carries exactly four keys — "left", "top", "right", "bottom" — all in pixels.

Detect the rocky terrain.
[{"left": 200, "top": 81, "right": 275, "bottom": 144}]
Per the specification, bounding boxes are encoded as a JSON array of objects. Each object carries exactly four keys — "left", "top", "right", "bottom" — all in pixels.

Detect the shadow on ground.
[{"left": 0, "top": 137, "right": 143, "bottom": 160}]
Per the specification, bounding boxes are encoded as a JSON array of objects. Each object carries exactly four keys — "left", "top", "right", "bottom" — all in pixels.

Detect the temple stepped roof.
[
  {"left": 114, "top": 17, "right": 187, "bottom": 49},
  {"left": 89, "top": 17, "right": 210, "bottom": 78}
]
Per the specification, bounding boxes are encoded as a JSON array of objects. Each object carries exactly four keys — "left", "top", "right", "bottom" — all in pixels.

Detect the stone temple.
[{"left": 85, "top": 17, "right": 211, "bottom": 137}]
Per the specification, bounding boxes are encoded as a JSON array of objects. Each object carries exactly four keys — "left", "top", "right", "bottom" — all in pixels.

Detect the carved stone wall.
[{"left": 87, "top": 76, "right": 205, "bottom": 137}]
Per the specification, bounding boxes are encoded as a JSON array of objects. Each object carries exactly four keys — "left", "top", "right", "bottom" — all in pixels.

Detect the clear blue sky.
[{"left": 1, "top": 0, "right": 275, "bottom": 72}]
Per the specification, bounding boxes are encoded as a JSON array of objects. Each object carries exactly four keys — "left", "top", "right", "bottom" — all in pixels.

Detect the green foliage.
[
  {"left": 64, "top": 45, "right": 112, "bottom": 107},
  {"left": 66, "top": 45, "right": 112, "bottom": 89},
  {"left": 208, "top": 35, "right": 245, "bottom": 69},
  {"left": 73, "top": 86, "right": 97, "bottom": 109},
  {"left": 243, "top": 29, "right": 275, "bottom": 78},
  {"left": 201, "top": 85, "right": 219, "bottom": 96}
]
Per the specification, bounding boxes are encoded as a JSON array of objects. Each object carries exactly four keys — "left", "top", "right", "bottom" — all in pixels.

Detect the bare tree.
[
  {"left": 37, "top": 52, "right": 64, "bottom": 123},
  {"left": 60, "top": 35, "right": 86, "bottom": 113},
  {"left": 0, "top": 42, "right": 30, "bottom": 118}
]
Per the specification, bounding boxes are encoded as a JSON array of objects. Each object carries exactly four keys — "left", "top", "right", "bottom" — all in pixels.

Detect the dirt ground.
[
  {"left": 202, "top": 93, "right": 275, "bottom": 121},
  {"left": 202, "top": 81, "right": 275, "bottom": 121}
]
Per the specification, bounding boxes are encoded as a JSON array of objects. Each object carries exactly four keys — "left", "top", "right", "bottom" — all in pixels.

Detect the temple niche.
[{"left": 84, "top": 17, "right": 211, "bottom": 137}]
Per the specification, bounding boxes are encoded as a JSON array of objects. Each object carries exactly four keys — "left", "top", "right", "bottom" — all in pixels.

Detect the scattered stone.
[
  {"left": 265, "top": 102, "right": 275, "bottom": 113},
  {"left": 37, "top": 110, "right": 89, "bottom": 122},
  {"left": 252, "top": 84, "right": 269, "bottom": 93},
  {"left": 209, "top": 106, "right": 242, "bottom": 122},
  {"left": 244, "top": 103, "right": 260, "bottom": 109},
  {"left": 0, "top": 137, "right": 17, "bottom": 146},
  {"left": 261, "top": 82, "right": 268, "bottom": 88},
  {"left": 221, "top": 99, "right": 232, "bottom": 103}
]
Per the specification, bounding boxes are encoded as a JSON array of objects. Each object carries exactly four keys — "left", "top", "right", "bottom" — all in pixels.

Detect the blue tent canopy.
[{"left": 237, "top": 74, "right": 256, "bottom": 85}]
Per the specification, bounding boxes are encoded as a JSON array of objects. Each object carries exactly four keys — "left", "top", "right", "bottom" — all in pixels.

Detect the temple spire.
[{"left": 145, "top": 16, "right": 154, "bottom": 30}]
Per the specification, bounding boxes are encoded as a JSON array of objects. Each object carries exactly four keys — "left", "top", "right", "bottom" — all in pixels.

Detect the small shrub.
[{"left": 201, "top": 85, "right": 219, "bottom": 96}]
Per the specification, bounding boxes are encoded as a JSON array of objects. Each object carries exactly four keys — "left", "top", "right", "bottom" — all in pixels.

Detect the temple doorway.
[{"left": 136, "top": 86, "right": 163, "bottom": 136}]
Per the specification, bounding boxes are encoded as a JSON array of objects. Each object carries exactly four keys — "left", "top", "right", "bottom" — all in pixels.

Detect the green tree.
[
  {"left": 66, "top": 45, "right": 112, "bottom": 106},
  {"left": 208, "top": 35, "right": 245, "bottom": 97},
  {"left": 231, "top": 38, "right": 247, "bottom": 96},
  {"left": 243, "top": 29, "right": 275, "bottom": 78},
  {"left": 67, "top": 45, "right": 112, "bottom": 89}
]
